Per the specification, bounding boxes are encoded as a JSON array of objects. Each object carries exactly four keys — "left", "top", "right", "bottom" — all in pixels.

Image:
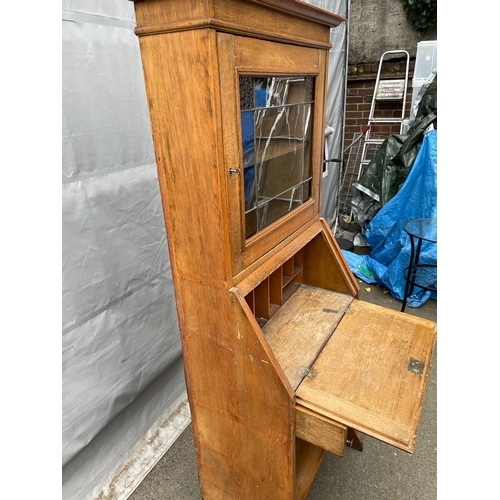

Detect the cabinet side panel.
[
  {"left": 138, "top": 29, "right": 231, "bottom": 285},
  {"left": 175, "top": 281, "right": 295, "bottom": 499},
  {"left": 302, "top": 224, "right": 360, "bottom": 296},
  {"left": 319, "top": 218, "right": 360, "bottom": 295}
]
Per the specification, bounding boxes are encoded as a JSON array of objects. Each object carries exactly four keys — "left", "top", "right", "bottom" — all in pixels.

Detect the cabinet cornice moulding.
[{"left": 133, "top": 0, "right": 345, "bottom": 49}]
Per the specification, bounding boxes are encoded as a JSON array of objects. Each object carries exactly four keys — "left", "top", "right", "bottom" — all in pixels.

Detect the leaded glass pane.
[{"left": 239, "top": 76, "right": 315, "bottom": 238}]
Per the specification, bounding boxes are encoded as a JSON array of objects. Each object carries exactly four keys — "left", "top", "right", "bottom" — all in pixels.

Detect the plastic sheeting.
[
  {"left": 351, "top": 75, "right": 437, "bottom": 230},
  {"left": 62, "top": 1, "right": 183, "bottom": 497},
  {"left": 62, "top": 1, "right": 348, "bottom": 498},
  {"left": 318, "top": 0, "right": 349, "bottom": 229},
  {"left": 343, "top": 129, "right": 437, "bottom": 308}
]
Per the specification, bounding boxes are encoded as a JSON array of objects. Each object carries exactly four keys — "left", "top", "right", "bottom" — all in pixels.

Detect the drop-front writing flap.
[{"left": 296, "top": 300, "right": 436, "bottom": 453}]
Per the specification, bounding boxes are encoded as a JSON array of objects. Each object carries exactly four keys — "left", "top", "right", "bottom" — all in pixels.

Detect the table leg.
[{"left": 401, "top": 234, "right": 422, "bottom": 312}]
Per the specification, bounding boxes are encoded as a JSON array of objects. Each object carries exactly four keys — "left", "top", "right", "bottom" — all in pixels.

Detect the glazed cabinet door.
[{"left": 218, "top": 33, "right": 329, "bottom": 279}]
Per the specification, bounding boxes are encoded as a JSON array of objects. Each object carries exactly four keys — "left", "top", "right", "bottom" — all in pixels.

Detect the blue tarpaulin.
[{"left": 343, "top": 129, "right": 437, "bottom": 308}]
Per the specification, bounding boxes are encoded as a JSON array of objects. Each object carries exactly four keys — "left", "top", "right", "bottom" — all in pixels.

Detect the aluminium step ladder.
[{"left": 355, "top": 50, "right": 410, "bottom": 193}]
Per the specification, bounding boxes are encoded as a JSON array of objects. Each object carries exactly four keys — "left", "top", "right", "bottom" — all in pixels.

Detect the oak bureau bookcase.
[{"left": 130, "top": 1, "right": 437, "bottom": 498}]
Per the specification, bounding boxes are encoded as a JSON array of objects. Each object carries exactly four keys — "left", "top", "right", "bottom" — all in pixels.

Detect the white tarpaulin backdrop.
[{"left": 61, "top": 1, "right": 348, "bottom": 498}]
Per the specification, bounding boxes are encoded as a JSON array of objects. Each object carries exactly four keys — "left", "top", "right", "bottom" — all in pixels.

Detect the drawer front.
[{"left": 296, "top": 404, "right": 346, "bottom": 456}]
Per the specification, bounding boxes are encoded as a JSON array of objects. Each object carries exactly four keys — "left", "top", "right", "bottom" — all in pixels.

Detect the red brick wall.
[{"left": 339, "top": 58, "right": 416, "bottom": 214}]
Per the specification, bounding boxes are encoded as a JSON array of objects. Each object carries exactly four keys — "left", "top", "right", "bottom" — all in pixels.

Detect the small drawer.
[{"left": 296, "top": 404, "right": 347, "bottom": 456}]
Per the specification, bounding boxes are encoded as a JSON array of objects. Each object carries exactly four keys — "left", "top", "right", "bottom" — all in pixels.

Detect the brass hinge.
[
  {"left": 298, "top": 367, "right": 318, "bottom": 379},
  {"left": 408, "top": 357, "right": 425, "bottom": 376}
]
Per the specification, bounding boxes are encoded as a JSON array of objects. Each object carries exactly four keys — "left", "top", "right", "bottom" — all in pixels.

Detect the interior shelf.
[
  {"left": 244, "top": 138, "right": 306, "bottom": 165},
  {"left": 245, "top": 248, "right": 306, "bottom": 324}
]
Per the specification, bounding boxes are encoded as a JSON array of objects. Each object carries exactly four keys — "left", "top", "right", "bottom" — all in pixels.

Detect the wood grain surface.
[{"left": 296, "top": 299, "right": 437, "bottom": 452}]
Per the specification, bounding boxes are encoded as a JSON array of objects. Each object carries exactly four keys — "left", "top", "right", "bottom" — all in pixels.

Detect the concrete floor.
[{"left": 129, "top": 282, "right": 437, "bottom": 500}]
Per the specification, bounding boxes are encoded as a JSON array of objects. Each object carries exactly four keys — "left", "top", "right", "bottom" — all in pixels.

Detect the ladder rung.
[
  {"left": 364, "top": 139, "right": 385, "bottom": 144},
  {"left": 368, "top": 118, "right": 404, "bottom": 123}
]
